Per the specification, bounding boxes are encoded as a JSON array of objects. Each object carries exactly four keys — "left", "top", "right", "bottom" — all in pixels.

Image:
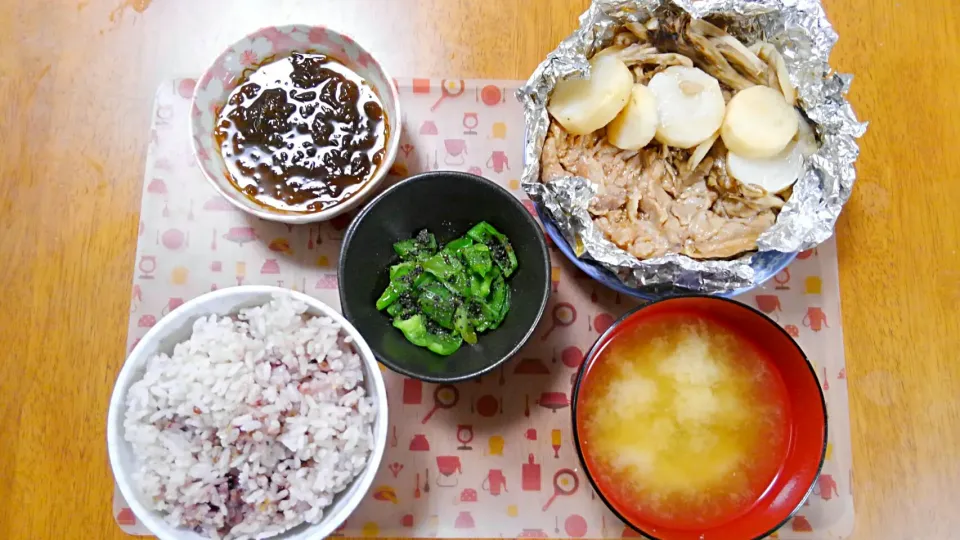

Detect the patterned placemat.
[{"left": 113, "top": 78, "right": 854, "bottom": 539}]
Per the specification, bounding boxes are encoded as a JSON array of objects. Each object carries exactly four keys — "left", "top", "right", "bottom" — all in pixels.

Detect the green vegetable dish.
[{"left": 376, "top": 222, "right": 518, "bottom": 356}]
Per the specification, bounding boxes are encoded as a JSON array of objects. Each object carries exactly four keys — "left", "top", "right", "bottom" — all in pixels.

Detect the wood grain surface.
[{"left": 1, "top": 1, "right": 958, "bottom": 539}]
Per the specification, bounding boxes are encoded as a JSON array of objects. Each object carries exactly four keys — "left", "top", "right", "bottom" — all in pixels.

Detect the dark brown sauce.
[{"left": 214, "top": 53, "right": 388, "bottom": 213}]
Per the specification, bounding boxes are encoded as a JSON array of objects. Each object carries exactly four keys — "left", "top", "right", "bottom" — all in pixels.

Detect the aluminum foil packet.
[{"left": 518, "top": 0, "right": 867, "bottom": 294}]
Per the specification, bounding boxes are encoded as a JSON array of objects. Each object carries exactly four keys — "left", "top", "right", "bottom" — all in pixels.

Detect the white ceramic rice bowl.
[{"left": 107, "top": 286, "right": 388, "bottom": 540}]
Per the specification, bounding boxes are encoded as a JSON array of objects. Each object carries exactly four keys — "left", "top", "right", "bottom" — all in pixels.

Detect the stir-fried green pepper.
[
  {"left": 418, "top": 281, "right": 457, "bottom": 329},
  {"left": 423, "top": 330, "right": 463, "bottom": 356},
  {"left": 460, "top": 243, "right": 493, "bottom": 277},
  {"left": 375, "top": 263, "right": 426, "bottom": 310},
  {"left": 393, "top": 314, "right": 429, "bottom": 346},
  {"left": 454, "top": 304, "right": 478, "bottom": 344},
  {"left": 393, "top": 229, "right": 438, "bottom": 261},
  {"left": 376, "top": 223, "right": 519, "bottom": 356},
  {"left": 466, "top": 221, "right": 518, "bottom": 277}
]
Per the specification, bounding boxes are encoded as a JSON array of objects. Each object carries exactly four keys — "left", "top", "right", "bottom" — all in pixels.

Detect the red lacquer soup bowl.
[{"left": 571, "top": 296, "right": 827, "bottom": 540}]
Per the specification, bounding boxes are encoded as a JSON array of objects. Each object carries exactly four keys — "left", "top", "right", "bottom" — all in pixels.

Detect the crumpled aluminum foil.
[{"left": 518, "top": 0, "right": 867, "bottom": 294}]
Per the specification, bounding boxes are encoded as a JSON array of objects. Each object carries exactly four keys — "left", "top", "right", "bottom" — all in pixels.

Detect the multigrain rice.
[{"left": 123, "top": 295, "right": 376, "bottom": 539}]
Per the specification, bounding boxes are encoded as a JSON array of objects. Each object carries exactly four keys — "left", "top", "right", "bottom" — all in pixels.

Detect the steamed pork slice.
[{"left": 540, "top": 121, "right": 779, "bottom": 260}]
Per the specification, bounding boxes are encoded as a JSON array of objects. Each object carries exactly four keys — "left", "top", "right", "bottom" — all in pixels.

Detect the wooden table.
[{"left": 1, "top": 1, "right": 958, "bottom": 538}]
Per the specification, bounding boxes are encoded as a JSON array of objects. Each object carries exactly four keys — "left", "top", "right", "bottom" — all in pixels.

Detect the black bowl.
[{"left": 338, "top": 171, "right": 551, "bottom": 383}]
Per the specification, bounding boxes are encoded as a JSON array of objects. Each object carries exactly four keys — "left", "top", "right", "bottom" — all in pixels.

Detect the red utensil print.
[
  {"left": 514, "top": 357, "right": 550, "bottom": 375},
  {"left": 116, "top": 507, "right": 136, "bottom": 526},
  {"left": 784, "top": 324, "right": 800, "bottom": 337},
  {"left": 482, "top": 469, "right": 508, "bottom": 495},
  {"left": 147, "top": 178, "right": 167, "bottom": 195},
  {"left": 755, "top": 294, "right": 782, "bottom": 320},
  {"left": 414, "top": 474, "right": 421, "bottom": 499},
  {"left": 203, "top": 196, "right": 234, "bottom": 211},
  {"left": 561, "top": 346, "right": 584, "bottom": 369},
  {"left": 400, "top": 143, "right": 415, "bottom": 157},
  {"left": 431, "top": 79, "right": 465, "bottom": 111},
  {"left": 409, "top": 434, "right": 430, "bottom": 452},
  {"left": 177, "top": 78, "right": 196, "bottom": 99},
  {"left": 565, "top": 515, "right": 588, "bottom": 538},
  {"left": 159, "top": 229, "right": 188, "bottom": 251},
  {"left": 223, "top": 227, "right": 257, "bottom": 246},
  {"left": 463, "top": 112, "right": 479, "bottom": 135},
  {"left": 524, "top": 395, "right": 530, "bottom": 417},
  {"left": 476, "top": 394, "right": 499, "bottom": 417},
  {"left": 138, "top": 314, "right": 156, "bottom": 328},
  {"left": 443, "top": 139, "right": 467, "bottom": 165},
  {"left": 456, "top": 424, "right": 474, "bottom": 450},
  {"left": 542, "top": 468, "right": 579, "bottom": 510},
  {"left": 479, "top": 84, "right": 503, "bottom": 106},
  {"left": 774, "top": 267, "right": 791, "bottom": 289},
  {"left": 541, "top": 302, "right": 577, "bottom": 340},
  {"left": 260, "top": 259, "right": 281, "bottom": 275},
  {"left": 454, "top": 511, "right": 475, "bottom": 529},
  {"left": 803, "top": 306, "right": 829, "bottom": 331},
  {"left": 138, "top": 255, "right": 156, "bottom": 280},
  {"left": 486, "top": 150, "right": 510, "bottom": 173},
  {"left": 791, "top": 515, "right": 814, "bottom": 532},
  {"left": 419, "top": 120, "right": 439, "bottom": 135},
  {"left": 435, "top": 455, "right": 462, "bottom": 487},
  {"left": 522, "top": 454, "right": 541, "bottom": 491},
  {"left": 391, "top": 426, "right": 398, "bottom": 447},
  {"left": 814, "top": 474, "right": 839, "bottom": 500},
  {"left": 537, "top": 391, "right": 570, "bottom": 413},
  {"left": 422, "top": 385, "right": 459, "bottom": 424},
  {"left": 403, "top": 378, "right": 423, "bottom": 405},
  {"left": 525, "top": 428, "right": 537, "bottom": 441},
  {"left": 593, "top": 312, "right": 615, "bottom": 334},
  {"left": 388, "top": 462, "right": 404, "bottom": 477}
]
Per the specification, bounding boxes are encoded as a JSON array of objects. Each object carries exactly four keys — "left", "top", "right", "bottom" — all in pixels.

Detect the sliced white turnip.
[
  {"left": 647, "top": 66, "right": 726, "bottom": 149},
  {"left": 547, "top": 55, "right": 634, "bottom": 135},
  {"left": 606, "top": 84, "right": 659, "bottom": 150},
  {"left": 721, "top": 85, "right": 798, "bottom": 159},
  {"left": 727, "top": 141, "right": 804, "bottom": 194}
]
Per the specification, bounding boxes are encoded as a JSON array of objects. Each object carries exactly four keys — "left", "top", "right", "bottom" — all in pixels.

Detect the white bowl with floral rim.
[{"left": 191, "top": 25, "right": 402, "bottom": 224}]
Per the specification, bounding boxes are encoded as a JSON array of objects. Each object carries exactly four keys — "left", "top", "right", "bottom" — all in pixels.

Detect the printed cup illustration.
[
  {"left": 805, "top": 276, "right": 823, "bottom": 294},
  {"left": 482, "top": 469, "right": 508, "bottom": 496},
  {"left": 492, "top": 121, "right": 507, "bottom": 139},
  {"left": 487, "top": 435, "right": 504, "bottom": 456}
]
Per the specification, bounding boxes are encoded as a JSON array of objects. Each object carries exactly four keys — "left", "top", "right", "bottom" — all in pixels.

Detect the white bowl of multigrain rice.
[{"left": 107, "top": 286, "right": 388, "bottom": 540}]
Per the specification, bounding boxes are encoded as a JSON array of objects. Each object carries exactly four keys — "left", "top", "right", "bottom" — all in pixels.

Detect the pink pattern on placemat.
[{"left": 114, "top": 79, "right": 855, "bottom": 540}]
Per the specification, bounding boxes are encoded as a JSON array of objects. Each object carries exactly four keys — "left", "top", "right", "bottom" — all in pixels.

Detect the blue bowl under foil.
[{"left": 535, "top": 203, "right": 797, "bottom": 301}]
